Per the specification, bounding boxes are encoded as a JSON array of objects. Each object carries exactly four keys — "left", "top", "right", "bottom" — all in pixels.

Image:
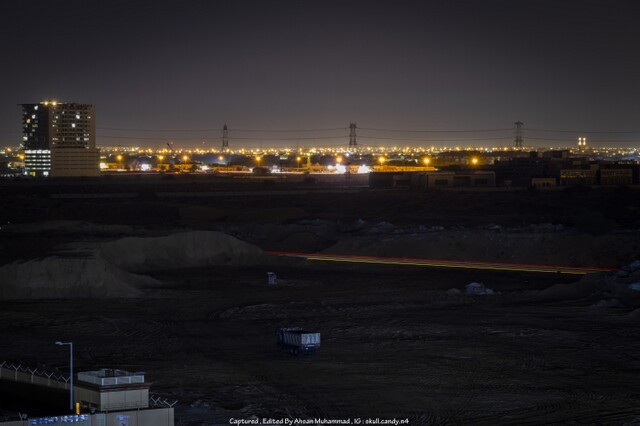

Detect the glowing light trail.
[{"left": 268, "top": 252, "right": 616, "bottom": 275}]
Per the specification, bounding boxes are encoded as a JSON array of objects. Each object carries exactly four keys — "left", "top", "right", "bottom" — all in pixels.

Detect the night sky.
[{"left": 1, "top": 0, "right": 639, "bottom": 148}]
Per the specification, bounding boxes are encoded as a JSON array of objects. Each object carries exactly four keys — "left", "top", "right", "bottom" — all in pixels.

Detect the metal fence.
[
  {"left": 0, "top": 361, "right": 69, "bottom": 383},
  {"left": 149, "top": 394, "right": 178, "bottom": 408}
]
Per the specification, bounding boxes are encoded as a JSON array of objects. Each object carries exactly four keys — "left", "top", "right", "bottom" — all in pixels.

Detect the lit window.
[
  {"left": 76, "top": 114, "right": 80, "bottom": 119},
  {"left": 34, "top": 105, "right": 38, "bottom": 110},
  {"left": 71, "top": 123, "right": 76, "bottom": 128},
  {"left": 32, "top": 114, "right": 36, "bottom": 119}
]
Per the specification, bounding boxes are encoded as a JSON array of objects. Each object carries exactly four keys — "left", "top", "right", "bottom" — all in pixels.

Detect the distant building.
[
  {"left": 416, "top": 171, "right": 496, "bottom": 189},
  {"left": 370, "top": 171, "right": 496, "bottom": 189},
  {"left": 20, "top": 101, "right": 99, "bottom": 177},
  {"left": 531, "top": 177, "right": 557, "bottom": 188},
  {"left": 598, "top": 168, "right": 633, "bottom": 186},
  {"left": 560, "top": 169, "right": 597, "bottom": 186}
]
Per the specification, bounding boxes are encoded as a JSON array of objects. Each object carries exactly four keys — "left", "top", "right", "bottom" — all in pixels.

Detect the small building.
[
  {"left": 75, "top": 369, "right": 149, "bottom": 412},
  {"left": 598, "top": 168, "right": 633, "bottom": 186},
  {"left": 0, "top": 364, "right": 174, "bottom": 426},
  {"left": 531, "top": 177, "right": 557, "bottom": 188},
  {"left": 559, "top": 169, "right": 597, "bottom": 186},
  {"left": 369, "top": 172, "right": 412, "bottom": 188},
  {"left": 411, "top": 171, "right": 496, "bottom": 189}
]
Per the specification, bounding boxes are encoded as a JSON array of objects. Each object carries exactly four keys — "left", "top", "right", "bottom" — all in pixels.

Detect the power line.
[
  {"left": 359, "top": 135, "right": 514, "bottom": 142},
  {"left": 525, "top": 128, "right": 640, "bottom": 134},
  {"left": 230, "top": 127, "right": 347, "bottom": 133},
  {"left": 527, "top": 136, "right": 640, "bottom": 142},
  {"left": 98, "top": 127, "right": 221, "bottom": 132},
  {"left": 97, "top": 134, "right": 347, "bottom": 141},
  {"left": 359, "top": 127, "right": 513, "bottom": 133},
  {"left": 97, "top": 126, "right": 346, "bottom": 133}
]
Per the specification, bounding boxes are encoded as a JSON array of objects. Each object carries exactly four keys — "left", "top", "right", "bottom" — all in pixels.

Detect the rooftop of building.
[{"left": 77, "top": 369, "right": 145, "bottom": 386}]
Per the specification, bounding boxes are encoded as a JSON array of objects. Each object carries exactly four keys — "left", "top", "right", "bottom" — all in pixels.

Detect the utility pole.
[{"left": 55, "top": 341, "right": 73, "bottom": 412}]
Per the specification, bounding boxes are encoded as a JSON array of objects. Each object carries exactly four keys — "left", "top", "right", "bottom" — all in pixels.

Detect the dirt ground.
[
  {"left": 1, "top": 262, "right": 639, "bottom": 425},
  {"left": 1, "top": 185, "right": 640, "bottom": 424}
]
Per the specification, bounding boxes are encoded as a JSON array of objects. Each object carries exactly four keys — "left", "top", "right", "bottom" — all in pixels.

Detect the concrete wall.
[{"left": 0, "top": 367, "right": 68, "bottom": 409}]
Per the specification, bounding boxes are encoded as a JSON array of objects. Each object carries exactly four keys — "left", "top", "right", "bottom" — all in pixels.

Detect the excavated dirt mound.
[
  {"left": 0, "top": 256, "right": 147, "bottom": 299},
  {"left": 97, "top": 231, "right": 268, "bottom": 273}
]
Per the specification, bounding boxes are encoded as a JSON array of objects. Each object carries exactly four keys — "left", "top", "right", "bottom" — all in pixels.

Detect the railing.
[{"left": 76, "top": 371, "right": 144, "bottom": 386}]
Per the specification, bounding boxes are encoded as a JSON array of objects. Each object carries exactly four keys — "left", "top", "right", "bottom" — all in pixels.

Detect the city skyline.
[{"left": 1, "top": 0, "right": 640, "bottom": 148}]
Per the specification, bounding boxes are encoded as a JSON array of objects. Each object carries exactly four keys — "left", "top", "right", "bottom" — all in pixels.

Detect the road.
[{"left": 269, "top": 251, "right": 617, "bottom": 275}]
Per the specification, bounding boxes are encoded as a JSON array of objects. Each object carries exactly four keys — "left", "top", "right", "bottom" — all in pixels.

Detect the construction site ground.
[
  {"left": 1, "top": 185, "right": 640, "bottom": 424},
  {"left": 1, "top": 263, "right": 639, "bottom": 425}
]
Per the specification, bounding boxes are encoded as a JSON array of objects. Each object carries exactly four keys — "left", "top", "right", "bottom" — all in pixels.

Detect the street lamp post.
[{"left": 55, "top": 341, "right": 73, "bottom": 411}]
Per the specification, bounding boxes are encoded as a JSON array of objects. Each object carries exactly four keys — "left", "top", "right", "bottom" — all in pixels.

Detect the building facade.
[{"left": 21, "top": 101, "right": 99, "bottom": 177}]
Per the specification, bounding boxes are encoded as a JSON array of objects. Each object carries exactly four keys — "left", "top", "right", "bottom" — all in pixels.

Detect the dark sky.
[{"left": 1, "top": 0, "right": 640, "bottom": 148}]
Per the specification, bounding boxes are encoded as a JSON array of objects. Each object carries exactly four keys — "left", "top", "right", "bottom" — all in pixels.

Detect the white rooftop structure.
[{"left": 77, "top": 369, "right": 145, "bottom": 387}]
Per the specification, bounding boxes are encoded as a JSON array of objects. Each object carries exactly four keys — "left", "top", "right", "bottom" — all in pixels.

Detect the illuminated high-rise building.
[{"left": 20, "top": 101, "right": 99, "bottom": 177}]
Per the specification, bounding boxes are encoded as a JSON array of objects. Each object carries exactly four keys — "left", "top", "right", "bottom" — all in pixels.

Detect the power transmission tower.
[
  {"left": 349, "top": 122, "right": 357, "bottom": 148},
  {"left": 222, "top": 123, "right": 229, "bottom": 151},
  {"left": 514, "top": 121, "right": 524, "bottom": 148}
]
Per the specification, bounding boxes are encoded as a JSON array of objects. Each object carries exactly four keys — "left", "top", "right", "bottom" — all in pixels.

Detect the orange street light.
[
  {"left": 378, "top": 156, "right": 386, "bottom": 164},
  {"left": 471, "top": 157, "right": 479, "bottom": 166},
  {"left": 423, "top": 157, "right": 430, "bottom": 165}
]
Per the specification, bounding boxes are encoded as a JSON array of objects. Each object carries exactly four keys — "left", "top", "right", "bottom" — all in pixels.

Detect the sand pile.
[
  {"left": 97, "top": 231, "right": 267, "bottom": 272},
  {"left": 533, "top": 261, "right": 640, "bottom": 310},
  {"left": 0, "top": 255, "right": 147, "bottom": 299}
]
